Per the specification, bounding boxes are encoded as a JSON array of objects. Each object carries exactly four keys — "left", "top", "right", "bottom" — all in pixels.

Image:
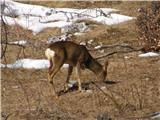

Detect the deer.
[{"left": 45, "top": 41, "right": 108, "bottom": 97}]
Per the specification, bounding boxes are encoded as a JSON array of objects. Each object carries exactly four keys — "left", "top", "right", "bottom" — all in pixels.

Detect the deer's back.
[{"left": 48, "top": 41, "right": 93, "bottom": 66}]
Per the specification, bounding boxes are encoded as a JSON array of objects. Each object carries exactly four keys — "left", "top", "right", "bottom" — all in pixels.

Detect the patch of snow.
[
  {"left": 87, "top": 39, "right": 94, "bottom": 44},
  {"left": 9, "top": 40, "right": 27, "bottom": 45},
  {"left": 48, "top": 34, "right": 71, "bottom": 44},
  {"left": 2, "top": 15, "right": 72, "bottom": 35},
  {"left": 6, "top": 59, "right": 49, "bottom": 69},
  {"left": 1, "top": 59, "right": 69, "bottom": 69},
  {"left": 124, "top": 56, "right": 129, "bottom": 59},
  {"left": 1, "top": 0, "right": 134, "bottom": 35},
  {"left": 101, "top": 86, "right": 106, "bottom": 90},
  {"left": 2, "top": 0, "right": 53, "bottom": 17},
  {"left": 12, "top": 86, "right": 19, "bottom": 89},
  {"left": 94, "top": 45, "right": 102, "bottom": 49},
  {"left": 139, "top": 52, "right": 160, "bottom": 57},
  {"left": 86, "top": 90, "right": 92, "bottom": 93},
  {"left": 74, "top": 32, "right": 84, "bottom": 36},
  {"left": 80, "top": 42, "right": 86, "bottom": 46},
  {"left": 0, "top": 63, "right": 6, "bottom": 68},
  {"left": 92, "top": 13, "right": 134, "bottom": 25},
  {"left": 62, "top": 64, "right": 69, "bottom": 68}
]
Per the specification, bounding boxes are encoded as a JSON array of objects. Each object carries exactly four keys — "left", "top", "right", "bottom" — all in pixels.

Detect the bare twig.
[
  {"left": 1, "top": 16, "right": 8, "bottom": 59},
  {"left": 17, "top": 79, "right": 31, "bottom": 112},
  {"left": 91, "top": 81, "right": 122, "bottom": 111},
  {"left": 1, "top": 112, "right": 13, "bottom": 120}
]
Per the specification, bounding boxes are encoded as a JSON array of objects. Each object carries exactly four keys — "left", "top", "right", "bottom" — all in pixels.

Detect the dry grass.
[
  {"left": 2, "top": 54, "right": 160, "bottom": 120},
  {"left": 1, "top": 1, "right": 160, "bottom": 120}
]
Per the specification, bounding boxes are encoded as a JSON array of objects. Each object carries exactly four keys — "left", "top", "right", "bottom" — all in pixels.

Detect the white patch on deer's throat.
[{"left": 45, "top": 48, "right": 55, "bottom": 60}]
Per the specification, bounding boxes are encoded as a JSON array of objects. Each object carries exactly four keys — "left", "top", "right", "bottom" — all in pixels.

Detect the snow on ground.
[
  {"left": 2, "top": 15, "right": 72, "bottom": 35},
  {"left": 1, "top": 0, "right": 135, "bottom": 35},
  {"left": 9, "top": 40, "right": 28, "bottom": 46},
  {"left": 138, "top": 52, "right": 160, "bottom": 57},
  {"left": 1, "top": 0, "right": 53, "bottom": 17},
  {"left": 1, "top": 59, "right": 69, "bottom": 69},
  {"left": 92, "top": 13, "right": 133, "bottom": 25}
]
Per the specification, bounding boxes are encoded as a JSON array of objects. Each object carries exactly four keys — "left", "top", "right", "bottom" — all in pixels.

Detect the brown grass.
[{"left": 1, "top": 1, "right": 160, "bottom": 120}]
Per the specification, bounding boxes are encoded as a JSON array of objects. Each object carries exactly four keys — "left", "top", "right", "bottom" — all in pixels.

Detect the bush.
[{"left": 136, "top": 2, "right": 160, "bottom": 52}]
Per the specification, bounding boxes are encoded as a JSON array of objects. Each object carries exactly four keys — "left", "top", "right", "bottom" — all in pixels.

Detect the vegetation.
[
  {"left": 136, "top": 2, "right": 160, "bottom": 52},
  {"left": 1, "top": 1, "right": 160, "bottom": 120}
]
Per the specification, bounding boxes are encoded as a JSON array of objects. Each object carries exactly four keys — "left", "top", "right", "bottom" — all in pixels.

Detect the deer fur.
[{"left": 45, "top": 41, "right": 108, "bottom": 97}]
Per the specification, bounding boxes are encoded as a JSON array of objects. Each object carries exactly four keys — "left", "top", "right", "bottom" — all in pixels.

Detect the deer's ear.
[{"left": 104, "top": 60, "right": 109, "bottom": 72}]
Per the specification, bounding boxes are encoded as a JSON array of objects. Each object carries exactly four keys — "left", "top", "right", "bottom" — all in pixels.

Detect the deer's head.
[{"left": 97, "top": 60, "right": 109, "bottom": 82}]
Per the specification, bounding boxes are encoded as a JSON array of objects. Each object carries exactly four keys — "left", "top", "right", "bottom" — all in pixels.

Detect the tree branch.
[{"left": 95, "top": 48, "right": 142, "bottom": 60}]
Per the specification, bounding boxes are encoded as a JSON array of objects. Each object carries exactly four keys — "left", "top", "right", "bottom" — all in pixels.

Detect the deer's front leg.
[
  {"left": 64, "top": 65, "right": 73, "bottom": 92},
  {"left": 76, "top": 63, "right": 82, "bottom": 92}
]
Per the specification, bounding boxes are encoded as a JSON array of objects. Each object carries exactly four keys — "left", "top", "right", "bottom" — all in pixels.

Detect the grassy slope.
[{"left": 2, "top": 1, "right": 160, "bottom": 120}]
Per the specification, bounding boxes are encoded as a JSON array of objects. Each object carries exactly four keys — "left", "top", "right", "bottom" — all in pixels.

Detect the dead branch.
[
  {"left": 95, "top": 48, "right": 142, "bottom": 60},
  {"left": 17, "top": 79, "right": 31, "bottom": 112},
  {"left": 91, "top": 81, "right": 122, "bottom": 111},
  {"left": 89, "top": 43, "right": 137, "bottom": 51},
  {"left": 1, "top": 112, "right": 13, "bottom": 120}
]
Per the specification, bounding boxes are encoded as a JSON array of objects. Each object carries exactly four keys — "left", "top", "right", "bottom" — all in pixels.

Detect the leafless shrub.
[
  {"left": 1, "top": 16, "right": 8, "bottom": 59},
  {"left": 136, "top": 2, "right": 160, "bottom": 52}
]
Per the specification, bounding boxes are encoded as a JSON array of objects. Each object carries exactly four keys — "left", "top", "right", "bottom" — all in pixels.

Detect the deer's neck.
[{"left": 88, "top": 59, "right": 103, "bottom": 76}]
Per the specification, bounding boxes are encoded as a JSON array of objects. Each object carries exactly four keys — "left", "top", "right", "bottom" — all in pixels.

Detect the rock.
[
  {"left": 61, "top": 22, "right": 88, "bottom": 33},
  {"left": 97, "top": 113, "right": 111, "bottom": 120},
  {"left": 48, "top": 34, "right": 72, "bottom": 43}
]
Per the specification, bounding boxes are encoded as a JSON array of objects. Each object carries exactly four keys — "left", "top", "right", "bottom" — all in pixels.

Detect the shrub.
[{"left": 136, "top": 2, "right": 160, "bottom": 52}]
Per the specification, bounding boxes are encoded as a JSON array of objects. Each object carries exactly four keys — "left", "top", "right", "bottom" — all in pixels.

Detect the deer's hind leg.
[
  {"left": 48, "top": 54, "right": 65, "bottom": 97},
  {"left": 48, "top": 59, "right": 54, "bottom": 83}
]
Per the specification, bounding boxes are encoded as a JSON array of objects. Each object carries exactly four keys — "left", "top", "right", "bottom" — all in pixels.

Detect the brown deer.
[{"left": 45, "top": 41, "right": 108, "bottom": 97}]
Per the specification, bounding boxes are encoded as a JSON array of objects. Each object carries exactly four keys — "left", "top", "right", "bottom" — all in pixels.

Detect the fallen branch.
[
  {"left": 89, "top": 43, "right": 137, "bottom": 51},
  {"left": 95, "top": 48, "right": 142, "bottom": 60}
]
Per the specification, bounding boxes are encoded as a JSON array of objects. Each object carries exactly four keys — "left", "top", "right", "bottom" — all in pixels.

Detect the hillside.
[{"left": 1, "top": 1, "right": 160, "bottom": 120}]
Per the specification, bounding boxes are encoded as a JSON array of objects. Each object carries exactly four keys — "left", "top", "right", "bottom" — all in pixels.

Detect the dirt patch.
[{"left": 1, "top": 1, "right": 160, "bottom": 120}]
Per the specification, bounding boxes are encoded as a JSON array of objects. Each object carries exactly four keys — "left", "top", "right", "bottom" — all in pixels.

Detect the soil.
[{"left": 1, "top": 1, "right": 160, "bottom": 120}]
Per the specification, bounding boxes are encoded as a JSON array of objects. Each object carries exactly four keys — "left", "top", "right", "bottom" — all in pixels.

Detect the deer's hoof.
[
  {"left": 78, "top": 88, "right": 84, "bottom": 92},
  {"left": 50, "top": 81, "right": 53, "bottom": 85},
  {"left": 54, "top": 95, "right": 59, "bottom": 99},
  {"left": 63, "top": 85, "right": 69, "bottom": 92},
  {"left": 64, "top": 88, "right": 69, "bottom": 93}
]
